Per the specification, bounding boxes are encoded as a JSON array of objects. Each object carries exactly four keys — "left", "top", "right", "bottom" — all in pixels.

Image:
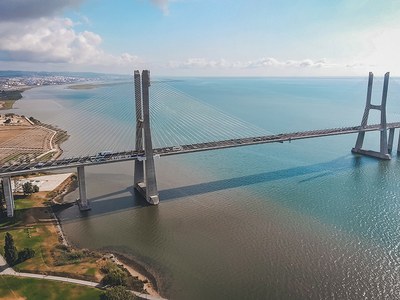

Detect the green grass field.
[
  {"left": 0, "top": 276, "right": 102, "bottom": 300},
  {"left": 0, "top": 225, "right": 50, "bottom": 272}
]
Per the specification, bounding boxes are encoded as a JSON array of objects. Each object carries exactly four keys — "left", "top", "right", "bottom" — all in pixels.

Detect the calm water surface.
[{"left": 12, "top": 77, "right": 400, "bottom": 299}]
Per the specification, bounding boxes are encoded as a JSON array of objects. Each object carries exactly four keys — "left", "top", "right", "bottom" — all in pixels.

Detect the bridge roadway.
[{"left": 1, "top": 122, "right": 400, "bottom": 177}]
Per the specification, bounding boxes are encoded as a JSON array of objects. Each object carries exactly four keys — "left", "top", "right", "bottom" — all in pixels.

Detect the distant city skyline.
[{"left": 0, "top": 0, "right": 399, "bottom": 76}]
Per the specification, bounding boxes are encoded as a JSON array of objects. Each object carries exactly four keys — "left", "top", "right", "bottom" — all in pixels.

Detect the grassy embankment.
[
  {"left": 0, "top": 276, "right": 102, "bottom": 300},
  {"left": 0, "top": 190, "right": 104, "bottom": 299},
  {"left": 0, "top": 90, "right": 23, "bottom": 110},
  {"left": 0, "top": 190, "right": 103, "bottom": 281},
  {"left": 0, "top": 180, "right": 147, "bottom": 298}
]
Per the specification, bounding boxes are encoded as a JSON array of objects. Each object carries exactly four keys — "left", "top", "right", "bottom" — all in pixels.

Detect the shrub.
[
  {"left": 126, "top": 276, "right": 144, "bottom": 292},
  {"left": 54, "top": 244, "right": 69, "bottom": 251},
  {"left": 100, "top": 262, "right": 116, "bottom": 274},
  {"left": 101, "top": 286, "right": 137, "bottom": 300},
  {"left": 101, "top": 268, "right": 128, "bottom": 287},
  {"left": 22, "top": 182, "right": 34, "bottom": 195},
  {"left": 18, "top": 247, "right": 35, "bottom": 262}
]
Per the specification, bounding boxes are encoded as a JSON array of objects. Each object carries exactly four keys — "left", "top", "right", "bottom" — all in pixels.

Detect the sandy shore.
[{"left": 110, "top": 253, "right": 161, "bottom": 297}]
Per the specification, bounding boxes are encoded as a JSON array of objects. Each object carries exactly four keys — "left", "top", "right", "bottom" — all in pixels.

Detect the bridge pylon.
[
  {"left": 133, "top": 70, "right": 159, "bottom": 205},
  {"left": 352, "top": 72, "right": 392, "bottom": 160}
]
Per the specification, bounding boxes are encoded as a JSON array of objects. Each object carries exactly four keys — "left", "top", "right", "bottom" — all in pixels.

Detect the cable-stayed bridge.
[{"left": 1, "top": 71, "right": 398, "bottom": 217}]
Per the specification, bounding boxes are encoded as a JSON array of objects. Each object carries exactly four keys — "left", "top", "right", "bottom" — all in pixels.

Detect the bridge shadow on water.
[
  {"left": 59, "top": 154, "right": 383, "bottom": 222},
  {"left": 59, "top": 186, "right": 154, "bottom": 223},
  {"left": 159, "top": 155, "right": 376, "bottom": 201}
]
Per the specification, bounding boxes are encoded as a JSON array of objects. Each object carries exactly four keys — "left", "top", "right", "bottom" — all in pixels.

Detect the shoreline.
[
  {"left": 54, "top": 202, "right": 165, "bottom": 298},
  {"left": 111, "top": 253, "right": 162, "bottom": 297},
  {"left": 0, "top": 107, "right": 165, "bottom": 296},
  {"left": 0, "top": 84, "right": 166, "bottom": 297}
]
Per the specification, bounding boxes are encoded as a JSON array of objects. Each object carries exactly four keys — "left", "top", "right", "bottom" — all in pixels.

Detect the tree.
[
  {"left": 101, "top": 286, "right": 137, "bottom": 300},
  {"left": 32, "top": 185, "right": 39, "bottom": 193},
  {"left": 101, "top": 268, "right": 128, "bottom": 287},
  {"left": 4, "top": 232, "right": 18, "bottom": 266},
  {"left": 22, "top": 182, "right": 34, "bottom": 195},
  {"left": 18, "top": 247, "right": 35, "bottom": 263}
]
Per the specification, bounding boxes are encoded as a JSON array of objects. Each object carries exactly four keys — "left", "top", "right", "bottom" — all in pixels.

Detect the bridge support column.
[
  {"left": 351, "top": 72, "right": 391, "bottom": 160},
  {"left": 133, "top": 70, "right": 159, "bottom": 205},
  {"left": 77, "top": 166, "right": 90, "bottom": 211},
  {"left": 134, "top": 70, "right": 145, "bottom": 188},
  {"left": 2, "top": 177, "right": 15, "bottom": 217},
  {"left": 398, "top": 130, "right": 400, "bottom": 153},
  {"left": 388, "top": 128, "right": 395, "bottom": 153}
]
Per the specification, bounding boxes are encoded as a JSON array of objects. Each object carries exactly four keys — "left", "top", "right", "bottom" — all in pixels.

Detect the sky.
[{"left": 0, "top": 0, "right": 399, "bottom": 76}]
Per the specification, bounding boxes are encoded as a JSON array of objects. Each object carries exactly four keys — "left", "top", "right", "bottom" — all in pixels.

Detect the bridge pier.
[
  {"left": 76, "top": 166, "right": 90, "bottom": 211},
  {"left": 398, "top": 130, "right": 400, "bottom": 154},
  {"left": 352, "top": 72, "right": 391, "bottom": 160},
  {"left": 388, "top": 128, "right": 395, "bottom": 153},
  {"left": 2, "top": 177, "right": 15, "bottom": 217},
  {"left": 133, "top": 70, "right": 159, "bottom": 205}
]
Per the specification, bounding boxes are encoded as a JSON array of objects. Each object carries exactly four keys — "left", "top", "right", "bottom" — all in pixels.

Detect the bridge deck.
[
  {"left": 155, "top": 122, "right": 400, "bottom": 156},
  {"left": 1, "top": 122, "right": 400, "bottom": 176}
]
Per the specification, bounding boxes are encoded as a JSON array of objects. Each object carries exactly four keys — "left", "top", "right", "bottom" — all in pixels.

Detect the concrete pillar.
[
  {"left": 134, "top": 70, "right": 144, "bottom": 187},
  {"left": 142, "top": 70, "right": 159, "bottom": 205},
  {"left": 77, "top": 166, "right": 90, "bottom": 211},
  {"left": 397, "top": 130, "right": 400, "bottom": 153},
  {"left": 352, "top": 72, "right": 391, "bottom": 160},
  {"left": 353, "top": 72, "right": 373, "bottom": 151},
  {"left": 3, "top": 177, "right": 14, "bottom": 217},
  {"left": 379, "top": 73, "right": 389, "bottom": 155},
  {"left": 388, "top": 128, "right": 395, "bottom": 153},
  {"left": 133, "top": 70, "right": 159, "bottom": 205}
]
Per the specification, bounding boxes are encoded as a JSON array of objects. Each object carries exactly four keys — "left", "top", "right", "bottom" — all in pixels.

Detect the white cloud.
[
  {"left": 0, "top": 17, "right": 140, "bottom": 70},
  {"left": 170, "top": 57, "right": 335, "bottom": 70},
  {"left": 170, "top": 58, "right": 229, "bottom": 68},
  {"left": 0, "top": 0, "right": 142, "bottom": 72}
]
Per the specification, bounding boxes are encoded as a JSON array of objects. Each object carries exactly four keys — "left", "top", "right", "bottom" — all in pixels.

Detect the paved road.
[{"left": 0, "top": 254, "right": 99, "bottom": 287}]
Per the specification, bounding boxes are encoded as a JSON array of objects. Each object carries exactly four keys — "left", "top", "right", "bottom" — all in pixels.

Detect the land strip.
[
  {"left": 0, "top": 114, "right": 68, "bottom": 166},
  {"left": 0, "top": 90, "right": 23, "bottom": 111},
  {"left": 0, "top": 173, "right": 164, "bottom": 299}
]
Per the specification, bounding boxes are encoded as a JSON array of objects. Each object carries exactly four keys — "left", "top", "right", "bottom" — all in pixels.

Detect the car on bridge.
[
  {"left": 34, "top": 162, "right": 45, "bottom": 168},
  {"left": 90, "top": 151, "right": 113, "bottom": 162}
]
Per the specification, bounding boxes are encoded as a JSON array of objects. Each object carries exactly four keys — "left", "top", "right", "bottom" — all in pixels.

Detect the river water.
[{"left": 9, "top": 76, "right": 400, "bottom": 299}]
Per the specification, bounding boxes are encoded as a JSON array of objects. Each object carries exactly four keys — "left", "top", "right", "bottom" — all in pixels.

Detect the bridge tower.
[
  {"left": 133, "top": 70, "right": 160, "bottom": 205},
  {"left": 352, "top": 72, "right": 392, "bottom": 160}
]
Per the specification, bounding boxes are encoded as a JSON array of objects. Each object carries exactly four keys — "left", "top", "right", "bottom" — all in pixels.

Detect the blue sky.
[{"left": 0, "top": 0, "right": 399, "bottom": 76}]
